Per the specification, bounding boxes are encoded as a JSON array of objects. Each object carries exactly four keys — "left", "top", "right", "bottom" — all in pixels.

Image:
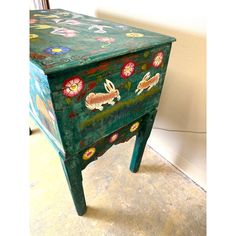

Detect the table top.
[{"left": 30, "top": 9, "right": 175, "bottom": 75}]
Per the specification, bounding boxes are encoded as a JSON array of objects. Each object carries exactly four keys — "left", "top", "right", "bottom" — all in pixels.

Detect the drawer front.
[
  {"left": 48, "top": 43, "right": 172, "bottom": 156},
  {"left": 78, "top": 116, "right": 144, "bottom": 169}
]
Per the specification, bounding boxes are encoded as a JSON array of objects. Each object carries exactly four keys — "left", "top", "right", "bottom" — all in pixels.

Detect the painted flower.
[
  {"left": 57, "top": 11, "right": 70, "bottom": 16},
  {"left": 153, "top": 51, "right": 164, "bottom": 68},
  {"left": 63, "top": 19, "right": 81, "bottom": 25},
  {"left": 31, "top": 24, "right": 54, "bottom": 29},
  {"left": 51, "top": 28, "right": 77, "bottom": 38},
  {"left": 44, "top": 46, "right": 71, "bottom": 55},
  {"left": 30, "top": 18, "right": 37, "bottom": 24},
  {"left": 52, "top": 19, "right": 63, "bottom": 23},
  {"left": 30, "top": 34, "right": 38, "bottom": 40},
  {"left": 130, "top": 122, "right": 140, "bottom": 132},
  {"left": 109, "top": 133, "right": 119, "bottom": 143},
  {"left": 121, "top": 61, "right": 135, "bottom": 79},
  {"left": 62, "top": 76, "right": 84, "bottom": 97},
  {"left": 96, "top": 37, "right": 115, "bottom": 43},
  {"left": 33, "top": 14, "right": 59, "bottom": 18},
  {"left": 83, "top": 147, "right": 96, "bottom": 160},
  {"left": 126, "top": 32, "right": 144, "bottom": 38},
  {"left": 88, "top": 25, "right": 113, "bottom": 33}
]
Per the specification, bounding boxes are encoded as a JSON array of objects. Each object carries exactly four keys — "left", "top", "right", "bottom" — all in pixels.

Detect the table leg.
[
  {"left": 130, "top": 109, "right": 157, "bottom": 173},
  {"left": 60, "top": 157, "right": 87, "bottom": 216}
]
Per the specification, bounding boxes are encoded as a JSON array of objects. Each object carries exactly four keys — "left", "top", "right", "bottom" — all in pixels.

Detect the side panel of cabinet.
[{"left": 29, "top": 62, "right": 64, "bottom": 153}]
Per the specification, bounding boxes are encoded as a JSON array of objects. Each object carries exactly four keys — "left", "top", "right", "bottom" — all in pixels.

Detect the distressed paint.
[{"left": 30, "top": 9, "right": 176, "bottom": 216}]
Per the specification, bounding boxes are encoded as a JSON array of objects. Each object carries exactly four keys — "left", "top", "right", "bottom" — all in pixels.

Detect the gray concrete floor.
[{"left": 30, "top": 125, "right": 206, "bottom": 236}]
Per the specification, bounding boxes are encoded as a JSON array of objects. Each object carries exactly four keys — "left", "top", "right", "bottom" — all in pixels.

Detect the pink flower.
[
  {"left": 109, "top": 133, "right": 119, "bottom": 143},
  {"left": 62, "top": 76, "right": 84, "bottom": 97},
  {"left": 63, "top": 19, "right": 81, "bottom": 25},
  {"left": 64, "top": 29, "right": 77, "bottom": 37},
  {"left": 120, "top": 61, "right": 135, "bottom": 79},
  {"left": 51, "top": 28, "right": 77, "bottom": 38},
  {"left": 96, "top": 37, "right": 115, "bottom": 43},
  {"left": 153, "top": 51, "right": 164, "bottom": 68},
  {"left": 30, "top": 19, "right": 37, "bottom": 24}
]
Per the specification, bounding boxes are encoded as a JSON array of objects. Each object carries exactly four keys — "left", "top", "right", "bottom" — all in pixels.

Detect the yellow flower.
[
  {"left": 31, "top": 24, "right": 54, "bottom": 29},
  {"left": 34, "top": 14, "right": 59, "bottom": 18},
  {"left": 82, "top": 147, "right": 96, "bottom": 160},
  {"left": 30, "top": 34, "right": 38, "bottom": 40},
  {"left": 126, "top": 33, "right": 144, "bottom": 38},
  {"left": 130, "top": 122, "right": 140, "bottom": 132}
]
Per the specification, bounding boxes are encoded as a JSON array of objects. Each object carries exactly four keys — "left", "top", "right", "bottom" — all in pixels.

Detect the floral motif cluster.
[{"left": 82, "top": 121, "right": 140, "bottom": 161}]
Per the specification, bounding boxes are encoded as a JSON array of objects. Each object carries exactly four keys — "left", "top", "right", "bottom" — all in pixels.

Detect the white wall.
[{"left": 46, "top": 0, "right": 206, "bottom": 189}]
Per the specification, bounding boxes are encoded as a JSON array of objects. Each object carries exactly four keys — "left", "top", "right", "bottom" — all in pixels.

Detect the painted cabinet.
[{"left": 30, "top": 9, "right": 175, "bottom": 215}]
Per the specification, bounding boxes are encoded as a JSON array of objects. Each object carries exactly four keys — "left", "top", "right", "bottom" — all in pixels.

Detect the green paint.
[{"left": 124, "top": 81, "right": 132, "bottom": 91}]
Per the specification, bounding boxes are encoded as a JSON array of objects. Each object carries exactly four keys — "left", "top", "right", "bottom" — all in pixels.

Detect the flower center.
[
  {"left": 70, "top": 84, "right": 78, "bottom": 91},
  {"left": 87, "top": 151, "right": 92, "bottom": 156},
  {"left": 52, "top": 48, "right": 62, "bottom": 53}
]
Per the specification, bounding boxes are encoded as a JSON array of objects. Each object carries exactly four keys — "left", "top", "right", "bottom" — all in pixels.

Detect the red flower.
[
  {"left": 62, "top": 76, "right": 84, "bottom": 97},
  {"left": 30, "top": 19, "right": 37, "bottom": 24},
  {"left": 153, "top": 51, "right": 164, "bottom": 68},
  {"left": 120, "top": 61, "right": 135, "bottom": 79}
]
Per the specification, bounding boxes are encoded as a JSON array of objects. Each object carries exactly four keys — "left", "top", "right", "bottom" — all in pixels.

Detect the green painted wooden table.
[{"left": 29, "top": 9, "right": 176, "bottom": 216}]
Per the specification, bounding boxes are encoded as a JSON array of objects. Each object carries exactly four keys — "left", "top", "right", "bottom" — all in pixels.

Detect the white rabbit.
[{"left": 85, "top": 79, "right": 120, "bottom": 111}]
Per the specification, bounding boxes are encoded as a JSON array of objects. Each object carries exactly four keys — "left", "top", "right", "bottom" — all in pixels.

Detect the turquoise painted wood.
[{"left": 29, "top": 9, "right": 176, "bottom": 215}]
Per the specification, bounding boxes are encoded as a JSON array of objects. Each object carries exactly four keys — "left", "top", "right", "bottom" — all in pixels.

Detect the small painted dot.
[
  {"left": 144, "top": 51, "right": 149, "bottom": 57},
  {"left": 141, "top": 64, "right": 147, "bottom": 70}
]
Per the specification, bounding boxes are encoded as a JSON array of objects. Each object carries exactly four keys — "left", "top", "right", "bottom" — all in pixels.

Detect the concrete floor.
[{"left": 30, "top": 126, "right": 206, "bottom": 236}]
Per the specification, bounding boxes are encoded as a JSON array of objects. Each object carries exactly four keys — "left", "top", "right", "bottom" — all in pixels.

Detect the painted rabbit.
[
  {"left": 135, "top": 72, "right": 160, "bottom": 95},
  {"left": 85, "top": 79, "right": 121, "bottom": 111}
]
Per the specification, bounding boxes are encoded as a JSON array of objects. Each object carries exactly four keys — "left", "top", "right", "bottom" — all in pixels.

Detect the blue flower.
[{"left": 44, "top": 46, "right": 71, "bottom": 55}]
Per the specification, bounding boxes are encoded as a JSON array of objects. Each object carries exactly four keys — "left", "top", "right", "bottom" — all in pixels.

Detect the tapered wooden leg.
[
  {"left": 60, "top": 156, "right": 87, "bottom": 216},
  {"left": 130, "top": 109, "right": 157, "bottom": 173}
]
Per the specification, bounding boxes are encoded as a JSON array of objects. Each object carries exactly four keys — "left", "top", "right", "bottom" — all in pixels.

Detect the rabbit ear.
[
  {"left": 105, "top": 79, "right": 115, "bottom": 90},
  {"left": 104, "top": 82, "right": 110, "bottom": 92},
  {"left": 143, "top": 72, "right": 150, "bottom": 80}
]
